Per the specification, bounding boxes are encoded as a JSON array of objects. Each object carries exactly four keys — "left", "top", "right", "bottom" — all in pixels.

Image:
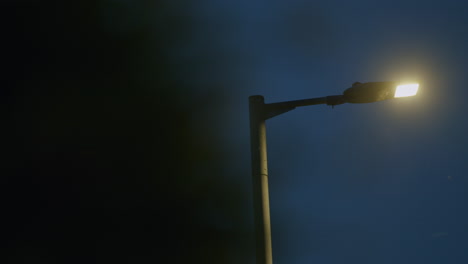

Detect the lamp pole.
[
  {"left": 249, "top": 95, "right": 341, "bottom": 264},
  {"left": 249, "top": 95, "right": 273, "bottom": 264},
  {"left": 248, "top": 82, "right": 419, "bottom": 264}
]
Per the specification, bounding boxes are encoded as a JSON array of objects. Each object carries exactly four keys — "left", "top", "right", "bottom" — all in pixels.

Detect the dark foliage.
[{"left": 2, "top": 1, "right": 249, "bottom": 263}]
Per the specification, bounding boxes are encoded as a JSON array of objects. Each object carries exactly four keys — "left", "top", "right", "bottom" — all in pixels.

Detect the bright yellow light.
[{"left": 395, "top": 83, "right": 419, "bottom": 98}]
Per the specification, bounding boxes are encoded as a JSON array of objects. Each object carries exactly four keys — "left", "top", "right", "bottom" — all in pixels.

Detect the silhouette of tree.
[{"left": 2, "top": 1, "right": 251, "bottom": 263}]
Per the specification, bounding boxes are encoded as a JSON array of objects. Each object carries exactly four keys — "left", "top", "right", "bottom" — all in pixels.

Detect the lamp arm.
[{"left": 262, "top": 95, "right": 345, "bottom": 120}]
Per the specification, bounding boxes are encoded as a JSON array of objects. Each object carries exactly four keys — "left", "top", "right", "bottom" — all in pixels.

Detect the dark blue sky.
[{"left": 180, "top": 0, "right": 468, "bottom": 263}]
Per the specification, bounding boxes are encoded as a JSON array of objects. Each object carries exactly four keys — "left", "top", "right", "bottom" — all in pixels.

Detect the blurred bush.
[{"left": 2, "top": 1, "right": 251, "bottom": 263}]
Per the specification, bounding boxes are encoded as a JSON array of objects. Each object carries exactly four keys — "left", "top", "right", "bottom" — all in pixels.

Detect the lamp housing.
[{"left": 343, "top": 82, "right": 418, "bottom": 104}]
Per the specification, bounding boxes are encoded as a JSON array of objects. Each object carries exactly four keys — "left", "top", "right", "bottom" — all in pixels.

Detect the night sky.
[{"left": 4, "top": 0, "right": 468, "bottom": 263}]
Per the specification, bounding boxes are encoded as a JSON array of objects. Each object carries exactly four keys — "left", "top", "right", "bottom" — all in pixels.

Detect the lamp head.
[{"left": 343, "top": 82, "right": 419, "bottom": 104}]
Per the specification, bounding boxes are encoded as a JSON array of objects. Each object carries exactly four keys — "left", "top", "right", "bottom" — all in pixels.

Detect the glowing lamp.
[
  {"left": 342, "top": 82, "right": 419, "bottom": 104},
  {"left": 395, "top": 84, "right": 419, "bottom": 98}
]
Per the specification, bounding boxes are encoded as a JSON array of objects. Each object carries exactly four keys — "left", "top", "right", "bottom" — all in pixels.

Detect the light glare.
[{"left": 395, "top": 83, "right": 419, "bottom": 98}]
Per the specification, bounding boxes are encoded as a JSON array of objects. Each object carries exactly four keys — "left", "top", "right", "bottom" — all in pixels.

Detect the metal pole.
[{"left": 249, "top": 95, "right": 273, "bottom": 264}]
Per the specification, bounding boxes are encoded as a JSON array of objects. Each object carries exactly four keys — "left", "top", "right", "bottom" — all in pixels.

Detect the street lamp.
[{"left": 249, "top": 81, "right": 419, "bottom": 264}]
